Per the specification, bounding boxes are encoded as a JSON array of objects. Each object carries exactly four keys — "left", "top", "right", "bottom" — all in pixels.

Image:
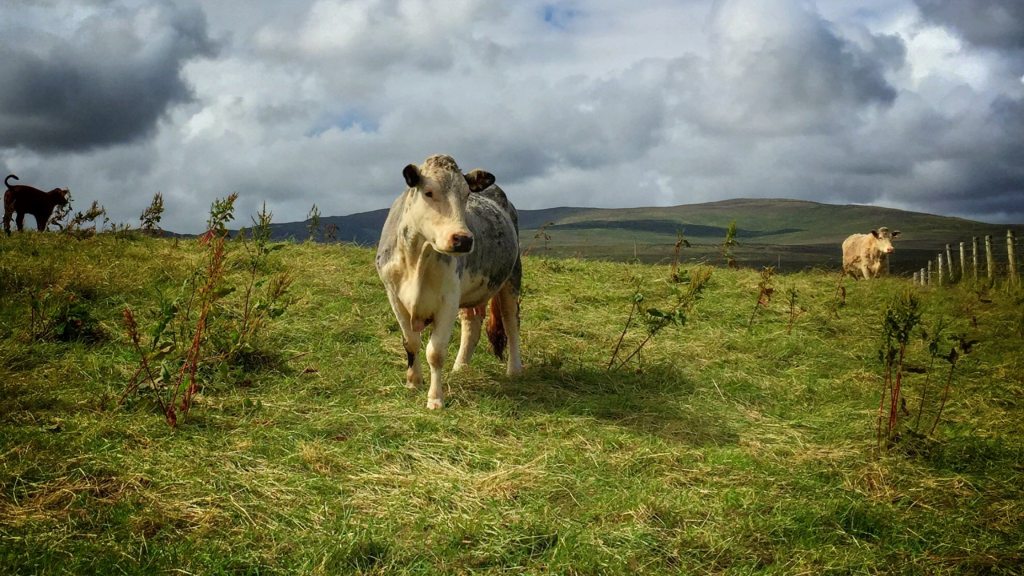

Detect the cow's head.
[
  {"left": 871, "top": 227, "right": 901, "bottom": 254},
  {"left": 401, "top": 155, "right": 494, "bottom": 255},
  {"left": 47, "top": 188, "right": 70, "bottom": 206}
]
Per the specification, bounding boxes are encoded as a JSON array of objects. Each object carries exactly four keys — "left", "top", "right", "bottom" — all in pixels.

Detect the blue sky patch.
[
  {"left": 307, "top": 110, "right": 380, "bottom": 137},
  {"left": 541, "top": 3, "right": 579, "bottom": 30}
]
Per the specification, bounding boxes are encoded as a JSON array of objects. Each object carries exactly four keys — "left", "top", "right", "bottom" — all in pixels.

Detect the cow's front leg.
[
  {"left": 426, "top": 302, "right": 459, "bottom": 410},
  {"left": 404, "top": 335, "right": 423, "bottom": 389},
  {"left": 386, "top": 292, "right": 422, "bottom": 388},
  {"left": 452, "top": 306, "right": 483, "bottom": 372}
]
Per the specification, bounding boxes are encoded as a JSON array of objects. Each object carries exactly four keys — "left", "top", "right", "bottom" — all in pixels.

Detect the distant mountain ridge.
[{"left": 266, "top": 198, "right": 1023, "bottom": 249}]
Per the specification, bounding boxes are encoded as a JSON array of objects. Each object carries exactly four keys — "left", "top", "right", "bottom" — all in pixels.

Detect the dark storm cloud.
[
  {"left": 0, "top": 3, "right": 218, "bottom": 153},
  {"left": 930, "top": 95, "right": 1024, "bottom": 218},
  {"left": 913, "top": 0, "right": 1024, "bottom": 49}
]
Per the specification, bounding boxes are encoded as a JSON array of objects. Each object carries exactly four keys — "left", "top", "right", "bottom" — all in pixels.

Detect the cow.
[
  {"left": 376, "top": 154, "right": 523, "bottom": 410},
  {"left": 842, "top": 227, "right": 901, "bottom": 279}
]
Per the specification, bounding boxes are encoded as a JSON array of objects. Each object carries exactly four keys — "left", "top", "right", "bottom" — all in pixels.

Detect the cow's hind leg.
[
  {"left": 453, "top": 307, "right": 484, "bottom": 372},
  {"left": 426, "top": 302, "right": 459, "bottom": 410},
  {"left": 15, "top": 212, "right": 26, "bottom": 233},
  {"left": 490, "top": 281, "right": 523, "bottom": 376}
]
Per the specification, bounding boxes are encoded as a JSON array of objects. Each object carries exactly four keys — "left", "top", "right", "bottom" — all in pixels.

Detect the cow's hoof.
[
  {"left": 507, "top": 363, "right": 523, "bottom": 376},
  {"left": 426, "top": 398, "right": 444, "bottom": 410},
  {"left": 452, "top": 362, "right": 467, "bottom": 372},
  {"left": 406, "top": 371, "right": 422, "bottom": 389}
]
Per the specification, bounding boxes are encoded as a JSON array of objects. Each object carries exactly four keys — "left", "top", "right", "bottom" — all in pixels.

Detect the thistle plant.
[
  {"left": 522, "top": 222, "right": 554, "bottom": 257},
  {"left": 877, "top": 292, "right": 922, "bottom": 450},
  {"left": 714, "top": 219, "right": 739, "bottom": 268},
  {"left": 786, "top": 288, "right": 805, "bottom": 334},
  {"left": 140, "top": 193, "right": 165, "bottom": 236},
  {"left": 748, "top": 266, "right": 775, "bottom": 328},
  {"left": 609, "top": 266, "right": 712, "bottom": 371},
  {"left": 670, "top": 230, "right": 691, "bottom": 283},
  {"left": 307, "top": 204, "right": 321, "bottom": 242}
]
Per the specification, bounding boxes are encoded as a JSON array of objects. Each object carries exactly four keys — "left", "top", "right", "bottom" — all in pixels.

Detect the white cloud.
[{"left": 1, "top": 0, "right": 1022, "bottom": 232}]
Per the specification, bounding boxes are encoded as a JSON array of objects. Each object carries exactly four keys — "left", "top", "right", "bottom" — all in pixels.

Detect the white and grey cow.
[
  {"left": 376, "top": 154, "right": 523, "bottom": 409},
  {"left": 842, "top": 227, "right": 901, "bottom": 279}
]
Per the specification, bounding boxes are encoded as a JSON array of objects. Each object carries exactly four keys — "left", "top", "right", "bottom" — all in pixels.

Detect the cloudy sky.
[{"left": 1, "top": 0, "right": 1022, "bottom": 232}]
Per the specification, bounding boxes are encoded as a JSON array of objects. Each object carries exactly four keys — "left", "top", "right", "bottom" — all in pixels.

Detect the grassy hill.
[
  {"left": 270, "top": 198, "right": 1024, "bottom": 273},
  {"left": 1, "top": 233, "right": 1023, "bottom": 574},
  {"left": 516, "top": 199, "right": 1024, "bottom": 272}
]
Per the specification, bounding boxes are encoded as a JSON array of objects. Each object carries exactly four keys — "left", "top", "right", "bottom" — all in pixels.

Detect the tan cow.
[
  {"left": 376, "top": 154, "right": 523, "bottom": 409},
  {"left": 842, "top": 227, "right": 901, "bottom": 279}
]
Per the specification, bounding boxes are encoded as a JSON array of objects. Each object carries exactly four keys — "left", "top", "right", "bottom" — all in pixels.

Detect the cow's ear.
[
  {"left": 465, "top": 169, "right": 495, "bottom": 192},
  {"left": 871, "top": 230, "right": 880, "bottom": 238},
  {"left": 891, "top": 230, "right": 901, "bottom": 238},
  {"left": 61, "top": 189, "right": 70, "bottom": 197},
  {"left": 403, "top": 164, "right": 420, "bottom": 188}
]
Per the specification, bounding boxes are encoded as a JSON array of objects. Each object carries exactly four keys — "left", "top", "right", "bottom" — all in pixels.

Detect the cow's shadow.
[{"left": 453, "top": 360, "right": 739, "bottom": 447}]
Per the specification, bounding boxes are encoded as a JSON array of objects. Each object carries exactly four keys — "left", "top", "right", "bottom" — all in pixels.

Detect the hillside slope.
[
  {"left": 267, "top": 198, "right": 1023, "bottom": 272},
  {"left": 1, "top": 235, "right": 1022, "bottom": 574}
]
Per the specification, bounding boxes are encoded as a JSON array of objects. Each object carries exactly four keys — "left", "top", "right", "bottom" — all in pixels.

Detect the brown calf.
[{"left": 4, "top": 175, "right": 71, "bottom": 235}]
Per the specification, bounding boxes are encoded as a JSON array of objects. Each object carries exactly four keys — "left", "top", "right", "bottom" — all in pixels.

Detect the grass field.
[{"left": 2, "top": 233, "right": 1023, "bottom": 575}]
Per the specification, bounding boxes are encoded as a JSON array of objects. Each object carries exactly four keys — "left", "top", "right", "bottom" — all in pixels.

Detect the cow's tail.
[
  {"left": 4, "top": 174, "right": 17, "bottom": 189},
  {"left": 486, "top": 293, "right": 507, "bottom": 361}
]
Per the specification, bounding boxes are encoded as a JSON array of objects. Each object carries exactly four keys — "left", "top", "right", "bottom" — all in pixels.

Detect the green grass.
[{"left": 2, "top": 233, "right": 1023, "bottom": 575}]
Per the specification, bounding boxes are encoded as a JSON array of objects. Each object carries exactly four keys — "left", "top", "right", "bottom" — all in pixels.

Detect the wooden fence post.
[
  {"left": 959, "top": 242, "right": 966, "bottom": 283},
  {"left": 938, "top": 253, "right": 944, "bottom": 285},
  {"left": 946, "top": 244, "right": 955, "bottom": 283},
  {"left": 1010, "top": 230, "right": 1019, "bottom": 285},
  {"left": 972, "top": 237, "right": 978, "bottom": 281},
  {"left": 986, "top": 235, "right": 994, "bottom": 280},
  {"left": 920, "top": 267, "right": 926, "bottom": 286},
  {"left": 927, "top": 261, "right": 932, "bottom": 286}
]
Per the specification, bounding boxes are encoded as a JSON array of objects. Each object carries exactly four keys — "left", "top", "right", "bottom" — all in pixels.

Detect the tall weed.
[
  {"left": 608, "top": 266, "right": 712, "bottom": 371},
  {"left": 877, "top": 292, "right": 922, "bottom": 450},
  {"left": 121, "top": 194, "right": 292, "bottom": 427}
]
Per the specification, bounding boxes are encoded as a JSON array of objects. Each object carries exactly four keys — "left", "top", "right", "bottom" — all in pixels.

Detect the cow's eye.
[{"left": 424, "top": 190, "right": 434, "bottom": 198}]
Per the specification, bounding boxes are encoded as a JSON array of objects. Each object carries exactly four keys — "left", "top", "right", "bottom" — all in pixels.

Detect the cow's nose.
[
  {"left": 451, "top": 234, "right": 473, "bottom": 253},
  {"left": 887, "top": 247, "right": 894, "bottom": 253}
]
